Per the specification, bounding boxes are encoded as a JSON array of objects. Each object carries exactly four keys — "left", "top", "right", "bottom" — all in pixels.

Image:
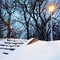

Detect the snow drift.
[{"left": 1, "top": 38, "right": 60, "bottom": 60}]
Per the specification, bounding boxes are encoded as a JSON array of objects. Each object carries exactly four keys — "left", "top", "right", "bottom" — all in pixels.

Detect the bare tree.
[
  {"left": 1, "top": 0, "right": 17, "bottom": 38},
  {"left": 20, "top": 0, "right": 60, "bottom": 40},
  {"left": 1, "top": 0, "right": 60, "bottom": 40}
]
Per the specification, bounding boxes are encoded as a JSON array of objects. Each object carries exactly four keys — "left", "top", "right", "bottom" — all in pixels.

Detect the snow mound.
[
  {"left": 0, "top": 38, "right": 25, "bottom": 60},
  {"left": 3, "top": 39, "right": 60, "bottom": 60}
]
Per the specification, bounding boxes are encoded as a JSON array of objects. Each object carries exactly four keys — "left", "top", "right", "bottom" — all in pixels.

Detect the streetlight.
[
  {"left": 48, "top": 4, "right": 56, "bottom": 14},
  {"left": 48, "top": 4, "right": 56, "bottom": 41}
]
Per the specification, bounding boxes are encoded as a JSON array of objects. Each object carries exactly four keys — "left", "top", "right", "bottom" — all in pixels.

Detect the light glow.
[{"left": 48, "top": 4, "right": 56, "bottom": 13}]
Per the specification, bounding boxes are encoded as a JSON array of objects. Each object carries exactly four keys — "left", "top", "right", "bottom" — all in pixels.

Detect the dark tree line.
[{"left": 0, "top": 0, "right": 60, "bottom": 41}]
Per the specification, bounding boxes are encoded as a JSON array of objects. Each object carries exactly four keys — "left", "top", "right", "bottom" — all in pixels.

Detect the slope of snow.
[
  {"left": 0, "top": 38, "right": 25, "bottom": 60},
  {"left": 3, "top": 39, "right": 60, "bottom": 60}
]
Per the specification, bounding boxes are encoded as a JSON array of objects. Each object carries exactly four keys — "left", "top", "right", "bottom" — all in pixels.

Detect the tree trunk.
[
  {"left": 0, "top": 0, "right": 3, "bottom": 38},
  {"left": 26, "top": 22, "right": 29, "bottom": 39},
  {"left": 7, "top": 19, "right": 11, "bottom": 38}
]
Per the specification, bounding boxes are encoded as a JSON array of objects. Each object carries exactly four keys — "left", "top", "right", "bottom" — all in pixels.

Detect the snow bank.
[
  {"left": 0, "top": 38, "right": 25, "bottom": 60},
  {"left": 3, "top": 39, "right": 60, "bottom": 60}
]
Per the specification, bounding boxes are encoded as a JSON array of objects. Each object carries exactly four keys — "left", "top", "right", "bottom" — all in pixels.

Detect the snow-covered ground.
[
  {"left": 0, "top": 38, "right": 60, "bottom": 60},
  {"left": 0, "top": 38, "right": 25, "bottom": 60}
]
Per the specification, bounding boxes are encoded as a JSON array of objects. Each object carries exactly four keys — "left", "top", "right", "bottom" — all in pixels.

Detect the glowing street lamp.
[
  {"left": 48, "top": 4, "right": 56, "bottom": 41},
  {"left": 48, "top": 4, "right": 56, "bottom": 14}
]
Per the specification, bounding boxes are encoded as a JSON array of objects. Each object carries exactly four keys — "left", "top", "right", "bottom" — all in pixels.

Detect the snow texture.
[{"left": 0, "top": 38, "right": 60, "bottom": 60}]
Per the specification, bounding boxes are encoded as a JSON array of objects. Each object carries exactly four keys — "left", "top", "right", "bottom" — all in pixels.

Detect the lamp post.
[{"left": 48, "top": 4, "right": 56, "bottom": 41}]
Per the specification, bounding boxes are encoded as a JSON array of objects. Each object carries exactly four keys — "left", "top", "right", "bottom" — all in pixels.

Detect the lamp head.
[{"left": 48, "top": 4, "right": 56, "bottom": 14}]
